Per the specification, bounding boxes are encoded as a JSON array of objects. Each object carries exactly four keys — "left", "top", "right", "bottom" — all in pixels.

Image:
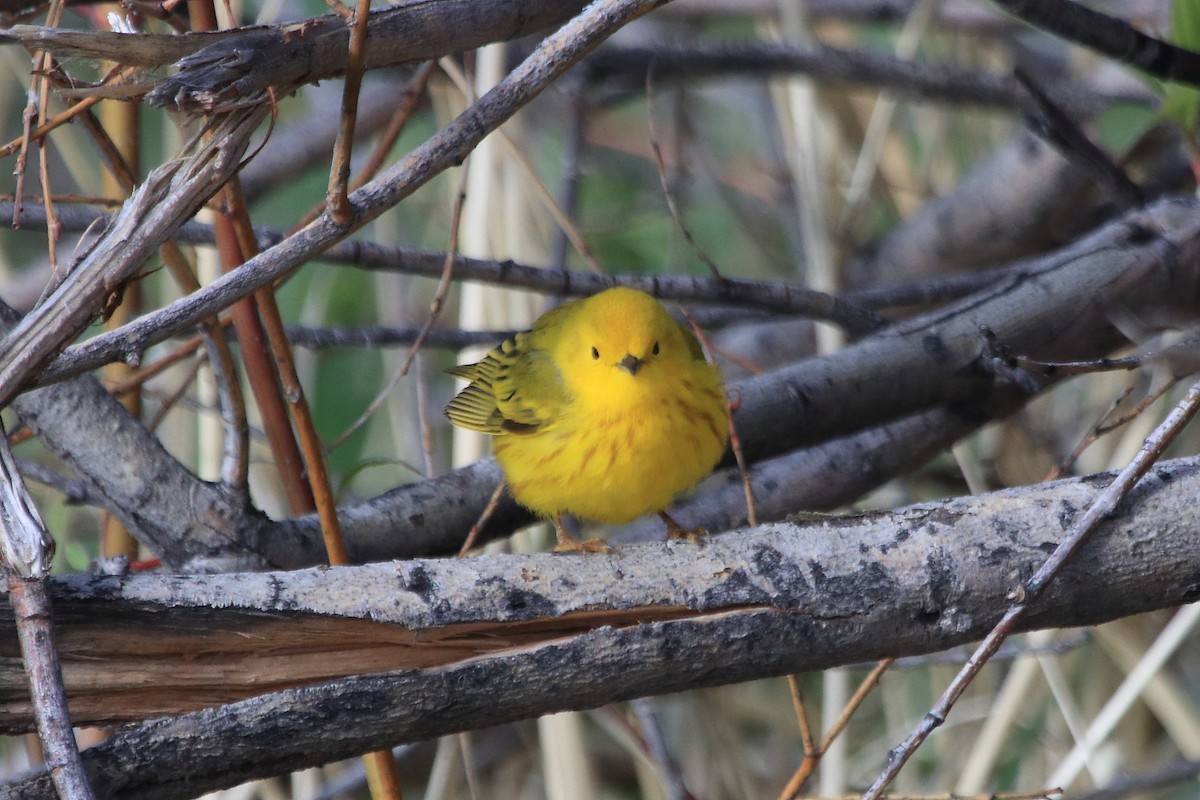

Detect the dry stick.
[
  {"left": 35, "top": 58, "right": 62, "bottom": 277},
  {"left": 1043, "top": 384, "right": 1135, "bottom": 481},
  {"left": 221, "top": 185, "right": 348, "bottom": 565},
  {"left": 328, "top": 165, "right": 470, "bottom": 453},
  {"left": 645, "top": 66, "right": 723, "bottom": 279},
  {"left": 285, "top": 325, "right": 509, "bottom": 350},
  {"left": 325, "top": 0, "right": 373, "bottom": 225},
  {"left": 4, "top": 95, "right": 101, "bottom": 161},
  {"left": 785, "top": 675, "right": 818, "bottom": 781},
  {"left": 860, "top": 376, "right": 1200, "bottom": 800},
  {"left": 457, "top": 479, "right": 506, "bottom": 556},
  {"left": 779, "top": 660, "right": 894, "bottom": 800},
  {"left": 438, "top": 56, "right": 605, "bottom": 275},
  {"left": 1095, "top": 380, "right": 1179, "bottom": 437},
  {"left": 1003, "top": 332, "right": 1200, "bottom": 378},
  {"left": 679, "top": 307, "right": 755, "bottom": 526},
  {"left": 295, "top": 60, "right": 435, "bottom": 230},
  {"left": 1044, "top": 380, "right": 1179, "bottom": 482},
  {"left": 0, "top": 423, "right": 95, "bottom": 800},
  {"left": 11, "top": 0, "right": 56, "bottom": 224}
]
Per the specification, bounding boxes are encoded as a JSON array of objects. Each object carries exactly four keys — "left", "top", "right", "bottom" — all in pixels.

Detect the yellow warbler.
[{"left": 445, "top": 287, "right": 729, "bottom": 551}]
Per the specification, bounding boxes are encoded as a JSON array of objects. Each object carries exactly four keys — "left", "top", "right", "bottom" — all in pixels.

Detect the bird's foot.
[
  {"left": 552, "top": 518, "right": 613, "bottom": 554},
  {"left": 660, "top": 511, "right": 708, "bottom": 542},
  {"left": 553, "top": 536, "right": 613, "bottom": 554}
]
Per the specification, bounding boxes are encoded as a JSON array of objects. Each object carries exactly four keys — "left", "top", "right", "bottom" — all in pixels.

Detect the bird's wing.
[{"left": 445, "top": 330, "right": 569, "bottom": 435}]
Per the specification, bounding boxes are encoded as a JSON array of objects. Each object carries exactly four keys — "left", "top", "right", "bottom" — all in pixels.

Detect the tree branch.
[
  {"left": 4, "top": 454, "right": 1200, "bottom": 796},
  {"left": 993, "top": 0, "right": 1200, "bottom": 88},
  {"left": 584, "top": 41, "right": 1149, "bottom": 117}
]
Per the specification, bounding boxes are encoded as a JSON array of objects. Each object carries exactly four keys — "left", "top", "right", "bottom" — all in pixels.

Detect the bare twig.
[
  {"left": 325, "top": 0, "right": 373, "bottom": 224},
  {"left": 779, "top": 660, "right": 893, "bottom": 799},
  {"left": 328, "top": 162, "right": 469, "bottom": 453},
  {"left": 646, "top": 65, "right": 723, "bottom": 278},
  {"left": 295, "top": 61, "right": 435, "bottom": 229},
  {"left": 0, "top": 421, "right": 95, "bottom": 800},
  {"left": 283, "top": 325, "right": 511, "bottom": 350},
  {"left": 457, "top": 479, "right": 506, "bottom": 557}
]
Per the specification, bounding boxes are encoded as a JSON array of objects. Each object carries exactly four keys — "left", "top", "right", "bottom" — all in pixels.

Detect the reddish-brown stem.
[{"left": 325, "top": 0, "right": 374, "bottom": 224}]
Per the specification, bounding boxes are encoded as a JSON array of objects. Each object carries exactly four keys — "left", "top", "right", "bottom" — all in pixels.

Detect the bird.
[{"left": 445, "top": 287, "right": 729, "bottom": 552}]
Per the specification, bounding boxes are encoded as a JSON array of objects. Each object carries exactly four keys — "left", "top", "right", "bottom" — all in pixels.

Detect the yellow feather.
[{"left": 445, "top": 287, "right": 729, "bottom": 528}]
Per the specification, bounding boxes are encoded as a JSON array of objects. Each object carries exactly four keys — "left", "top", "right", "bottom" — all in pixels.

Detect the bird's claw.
[
  {"left": 660, "top": 511, "right": 708, "bottom": 542},
  {"left": 553, "top": 536, "right": 613, "bottom": 554}
]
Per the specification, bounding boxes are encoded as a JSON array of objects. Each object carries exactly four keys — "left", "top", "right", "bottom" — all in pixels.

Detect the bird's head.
[{"left": 556, "top": 288, "right": 693, "bottom": 404}]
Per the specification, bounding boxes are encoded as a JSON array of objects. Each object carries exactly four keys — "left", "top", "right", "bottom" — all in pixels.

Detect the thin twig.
[
  {"left": 284, "top": 325, "right": 511, "bottom": 350},
  {"left": 1046, "top": 379, "right": 1178, "bottom": 481},
  {"left": 1043, "top": 384, "right": 1136, "bottom": 481},
  {"left": 457, "top": 479, "right": 506, "bottom": 557},
  {"left": 0, "top": 421, "right": 95, "bottom": 800},
  {"left": 295, "top": 60, "right": 435, "bottom": 230},
  {"left": 646, "top": 65, "right": 723, "bottom": 279},
  {"left": 679, "top": 307, "right": 754, "bottom": 526},
  {"left": 860, "top": 377, "right": 1200, "bottom": 799},
  {"left": 780, "top": 660, "right": 893, "bottom": 800},
  {"left": 328, "top": 164, "right": 470, "bottom": 453},
  {"left": 325, "top": 0, "right": 374, "bottom": 224}
]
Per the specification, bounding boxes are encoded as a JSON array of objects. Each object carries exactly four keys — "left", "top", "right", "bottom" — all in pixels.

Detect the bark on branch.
[{"left": 3, "top": 454, "right": 1200, "bottom": 797}]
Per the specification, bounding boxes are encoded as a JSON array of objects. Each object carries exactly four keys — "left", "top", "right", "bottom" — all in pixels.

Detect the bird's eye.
[
  {"left": 591, "top": 346, "right": 600, "bottom": 360},
  {"left": 652, "top": 341, "right": 660, "bottom": 356}
]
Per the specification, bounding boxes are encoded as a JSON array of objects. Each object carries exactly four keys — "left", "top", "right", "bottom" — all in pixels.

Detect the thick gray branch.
[
  {"left": 3, "top": 455, "right": 1200, "bottom": 797},
  {"left": 12, "top": 374, "right": 272, "bottom": 572}
]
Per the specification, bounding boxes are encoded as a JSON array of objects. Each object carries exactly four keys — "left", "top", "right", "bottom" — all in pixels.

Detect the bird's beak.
[{"left": 617, "top": 354, "right": 642, "bottom": 375}]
